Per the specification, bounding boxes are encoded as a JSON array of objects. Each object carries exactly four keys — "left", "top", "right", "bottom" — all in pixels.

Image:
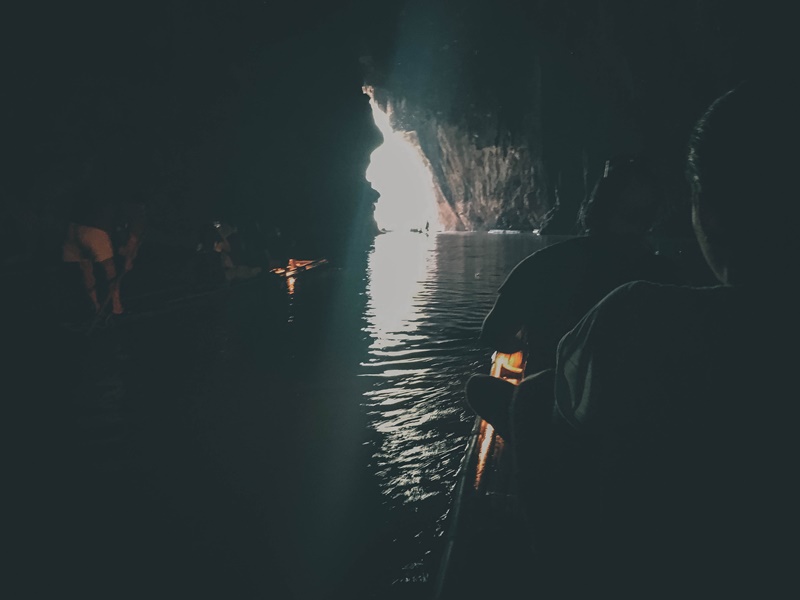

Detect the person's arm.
[
  {"left": 479, "top": 291, "right": 526, "bottom": 353},
  {"left": 479, "top": 257, "right": 542, "bottom": 353}
]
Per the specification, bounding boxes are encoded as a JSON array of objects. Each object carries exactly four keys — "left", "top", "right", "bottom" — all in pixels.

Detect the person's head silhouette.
[
  {"left": 577, "top": 156, "right": 663, "bottom": 236},
  {"left": 687, "top": 80, "right": 797, "bottom": 286}
]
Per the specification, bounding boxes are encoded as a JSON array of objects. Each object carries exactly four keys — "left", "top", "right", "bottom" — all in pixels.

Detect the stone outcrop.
[
  {"left": 367, "top": 88, "right": 549, "bottom": 231},
  {"left": 362, "top": 0, "right": 773, "bottom": 234}
]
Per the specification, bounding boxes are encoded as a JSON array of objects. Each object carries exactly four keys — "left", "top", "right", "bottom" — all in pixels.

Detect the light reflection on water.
[
  {"left": 364, "top": 231, "right": 437, "bottom": 351},
  {"left": 360, "top": 231, "right": 550, "bottom": 591}
]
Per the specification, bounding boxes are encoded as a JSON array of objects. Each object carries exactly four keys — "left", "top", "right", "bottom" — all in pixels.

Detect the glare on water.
[{"left": 363, "top": 86, "right": 440, "bottom": 233}]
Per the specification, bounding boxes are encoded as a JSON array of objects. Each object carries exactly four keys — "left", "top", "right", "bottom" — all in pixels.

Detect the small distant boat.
[
  {"left": 270, "top": 258, "right": 329, "bottom": 278},
  {"left": 269, "top": 258, "right": 330, "bottom": 296},
  {"left": 487, "top": 229, "right": 522, "bottom": 234}
]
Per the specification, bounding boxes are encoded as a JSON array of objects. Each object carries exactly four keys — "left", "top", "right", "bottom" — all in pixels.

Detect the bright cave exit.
[{"left": 363, "top": 86, "right": 441, "bottom": 233}]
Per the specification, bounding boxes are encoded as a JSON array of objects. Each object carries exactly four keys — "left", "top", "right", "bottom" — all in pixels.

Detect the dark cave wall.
[
  {"left": 363, "top": 0, "right": 779, "bottom": 234},
  {"left": 363, "top": 1, "right": 552, "bottom": 231},
  {"left": 3, "top": 0, "right": 789, "bottom": 267},
  {"left": 3, "top": 1, "right": 382, "bottom": 265}
]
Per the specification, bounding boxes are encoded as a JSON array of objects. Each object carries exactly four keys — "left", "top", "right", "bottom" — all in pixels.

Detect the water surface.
[
  {"left": 359, "top": 232, "right": 550, "bottom": 596},
  {"left": 10, "top": 232, "right": 552, "bottom": 599}
]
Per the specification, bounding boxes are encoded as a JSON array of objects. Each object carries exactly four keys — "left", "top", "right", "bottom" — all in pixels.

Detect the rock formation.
[{"left": 361, "top": 0, "right": 777, "bottom": 234}]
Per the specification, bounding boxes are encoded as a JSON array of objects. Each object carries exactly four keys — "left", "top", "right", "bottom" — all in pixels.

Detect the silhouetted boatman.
[
  {"left": 516, "top": 80, "right": 799, "bottom": 597},
  {"left": 466, "top": 156, "right": 679, "bottom": 439}
]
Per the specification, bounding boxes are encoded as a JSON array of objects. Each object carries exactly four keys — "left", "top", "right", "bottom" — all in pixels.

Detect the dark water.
[
  {"left": 8, "top": 232, "right": 557, "bottom": 599},
  {"left": 359, "top": 231, "right": 550, "bottom": 594}
]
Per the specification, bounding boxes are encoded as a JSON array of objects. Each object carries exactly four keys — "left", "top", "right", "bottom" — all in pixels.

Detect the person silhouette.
[
  {"left": 517, "top": 80, "right": 799, "bottom": 597},
  {"left": 467, "top": 156, "right": 679, "bottom": 439},
  {"left": 62, "top": 177, "right": 145, "bottom": 315}
]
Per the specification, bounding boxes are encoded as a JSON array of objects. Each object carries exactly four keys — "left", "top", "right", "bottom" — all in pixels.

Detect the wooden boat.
[{"left": 433, "top": 351, "right": 535, "bottom": 600}]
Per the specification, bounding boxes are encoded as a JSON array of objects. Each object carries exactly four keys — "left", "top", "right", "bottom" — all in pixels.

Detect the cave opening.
[{"left": 363, "top": 87, "right": 441, "bottom": 233}]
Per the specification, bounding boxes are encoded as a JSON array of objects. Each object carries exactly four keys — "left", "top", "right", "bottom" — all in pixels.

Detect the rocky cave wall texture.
[{"left": 362, "top": 0, "right": 775, "bottom": 234}]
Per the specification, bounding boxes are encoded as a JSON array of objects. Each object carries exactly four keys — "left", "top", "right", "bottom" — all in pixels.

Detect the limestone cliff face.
[
  {"left": 421, "top": 120, "right": 548, "bottom": 231},
  {"left": 362, "top": 0, "right": 770, "bottom": 235},
  {"left": 367, "top": 81, "right": 550, "bottom": 232},
  {"left": 378, "top": 109, "right": 547, "bottom": 231}
]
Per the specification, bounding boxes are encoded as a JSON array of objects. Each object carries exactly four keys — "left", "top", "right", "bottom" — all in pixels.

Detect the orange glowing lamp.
[{"left": 489, "top": 351, "right": 525, "bottom": 384}]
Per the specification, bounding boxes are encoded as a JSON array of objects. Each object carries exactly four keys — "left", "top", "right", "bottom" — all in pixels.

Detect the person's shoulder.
[
  {"left": 554, "top": 282, "right": 689, "bottom": 424},
  {"left": 540, "top": 235, "right": 593, "bottom": 255},
  {"left": 560, "top": 282, "right": 667, "bottom": 333},
  {"left": 595, "top": 280, "right": 722, "bottom": 312},
  {"left": 498, "top": 238, "right": 581, "bottom": 297},
  {"left": 507, "top": 237, "right": 588, "bottom": 275},
  {"left": 572, "top": 282, "right": 732, "bottom": 349},
  {"left": 576, "top": 280, "right": 656, "bottom": 321}
]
